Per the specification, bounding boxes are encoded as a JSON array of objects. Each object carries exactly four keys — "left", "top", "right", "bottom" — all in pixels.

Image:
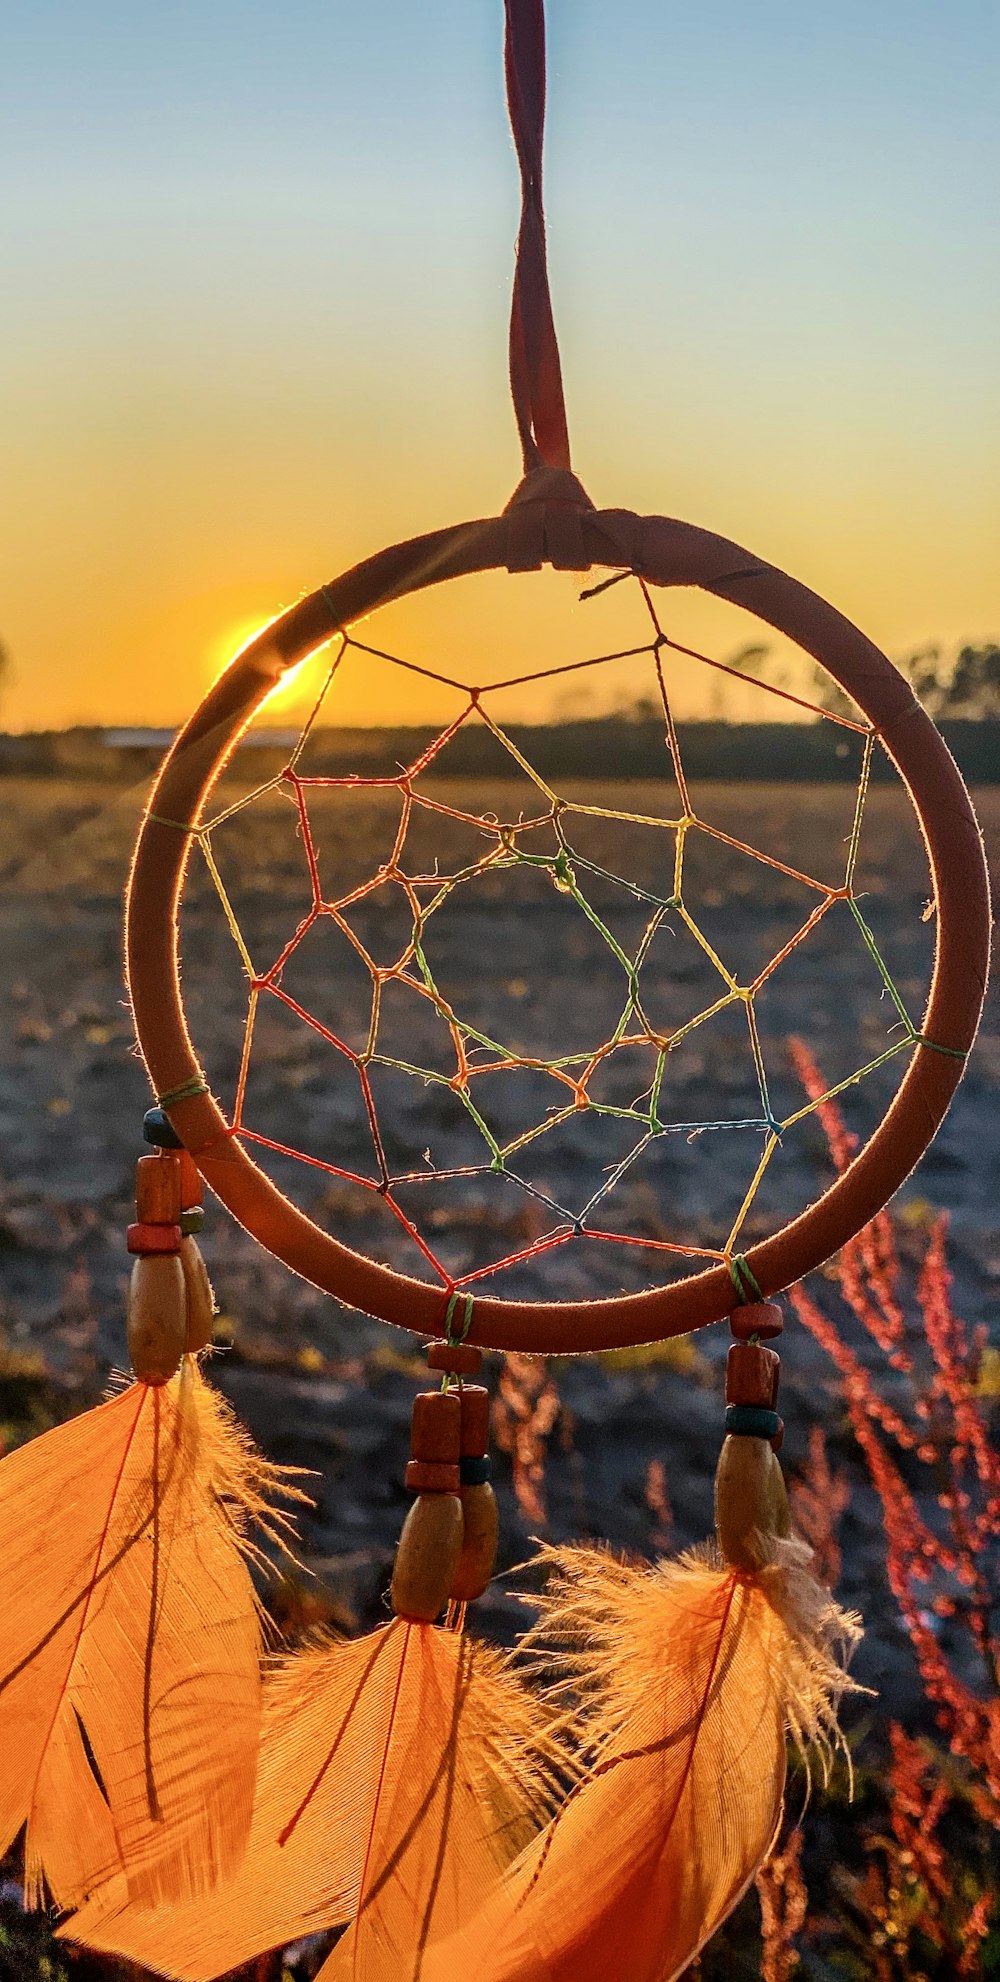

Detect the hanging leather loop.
[{"left": 505, "top": 0, "right": 572, "bottom": 474}]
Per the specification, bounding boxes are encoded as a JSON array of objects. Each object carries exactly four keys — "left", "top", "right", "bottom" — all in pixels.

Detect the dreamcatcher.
[{"left": 0, "top": 5, "right": 989, "bottom": 1979}]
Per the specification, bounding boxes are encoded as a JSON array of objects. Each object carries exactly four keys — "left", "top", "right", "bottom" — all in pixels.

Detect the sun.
[{"left": 204, "top": 611, "right": 311, "bottom": 711}]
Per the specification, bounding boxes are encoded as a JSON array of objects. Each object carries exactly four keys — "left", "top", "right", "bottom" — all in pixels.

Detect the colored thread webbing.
[
  {"left": 505, "top": 0, "right": 571, "bottom": 474},
  {"left": 181, "top": 576, "right": 948, "bottom": 1304}
]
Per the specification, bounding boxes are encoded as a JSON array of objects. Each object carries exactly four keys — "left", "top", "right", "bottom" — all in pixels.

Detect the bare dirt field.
[{"left": 0, "top": 774, "right": 996, "bottom": 1677}]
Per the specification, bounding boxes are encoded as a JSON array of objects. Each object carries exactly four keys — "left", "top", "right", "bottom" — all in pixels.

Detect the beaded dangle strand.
[
  {"left": 126, "top": 1105, "right": 215, "bottom": 1374},
  {"left": 391, "top": 1291, "right": 499, "bottom": 1624},
  {"left": 716, "top": 1259, "right": 790, "bottom": 1571}
]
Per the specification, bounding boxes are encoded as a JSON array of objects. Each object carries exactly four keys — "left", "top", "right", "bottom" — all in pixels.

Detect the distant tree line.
[{"left": 813, "top": 642, "right": 1000, "bottom": 722}]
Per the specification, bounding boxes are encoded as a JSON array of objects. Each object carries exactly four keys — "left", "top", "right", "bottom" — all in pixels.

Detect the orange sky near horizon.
[{"left": 2, "top": 3, "right": 997, "bottom": 734}]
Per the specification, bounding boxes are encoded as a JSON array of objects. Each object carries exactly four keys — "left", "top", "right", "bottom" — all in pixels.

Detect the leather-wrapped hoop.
[{"left": 126, "top": 499, "right": 991, "bottom": 1353}]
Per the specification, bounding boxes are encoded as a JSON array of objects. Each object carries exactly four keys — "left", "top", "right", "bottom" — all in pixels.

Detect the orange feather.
[
  {"left": 65, "top": 1617, "right": 566, "bottom": 1982},
  {"left": 63, "top": 1629, "right": 400, "bottom": 1977},
  {"left": 316, "top": 1619, "right": 567, "bottom": 1982},
  {"left": 421, "top": 1541, "right": 860, "bottom": 1982},
  {"left": 0, "top": 1357, "right": 300, "bottom": 1911}
]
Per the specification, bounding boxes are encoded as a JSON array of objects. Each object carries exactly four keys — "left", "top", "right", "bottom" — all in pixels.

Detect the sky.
[{"left": 1, "top": 0, "right": 997, "bottom": 731}]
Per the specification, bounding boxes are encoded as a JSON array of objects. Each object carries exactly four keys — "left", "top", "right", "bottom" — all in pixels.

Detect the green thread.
[
  {"left": 147, "top": 811, "right": 198, "bottom": 835},
  {"left": 847, "top": 898, "right": 916, "bottom": 1034},
  {"left": 729, "top": 1254, "right": 764, "bottom": 1305},
  {"left": 443, "top": 1290, "right": 475, "bottom": 1344},
  {"left": 158, "top": 1075, "right": 211, "bottom": 1108},
  {"left": 915, "top": 1034, "right": 968, "bottom": 1061},
  {"left": 438, "top": 1290, "right": 475, "bottom": 1392}
]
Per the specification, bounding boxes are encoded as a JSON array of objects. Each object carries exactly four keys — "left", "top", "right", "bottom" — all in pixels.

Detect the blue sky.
[{"left": 2, "top": 1, "right": 997, "bottom": 726}]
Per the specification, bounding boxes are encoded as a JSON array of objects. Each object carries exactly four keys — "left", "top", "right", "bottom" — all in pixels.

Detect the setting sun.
[{"left": 203, "top": 610, "right": 322, "bottom": 714}]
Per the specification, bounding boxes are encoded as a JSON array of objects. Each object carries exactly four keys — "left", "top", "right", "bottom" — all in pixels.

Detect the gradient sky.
[{"left": 2, "top": 1, "right": 997, "bottom": 730}]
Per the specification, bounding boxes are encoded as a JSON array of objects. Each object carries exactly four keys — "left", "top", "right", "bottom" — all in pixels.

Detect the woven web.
[{"left": 177, "top": 571, "right": 939, "bottom": 1305}]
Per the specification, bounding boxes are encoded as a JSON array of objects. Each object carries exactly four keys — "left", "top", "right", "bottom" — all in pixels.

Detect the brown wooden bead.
[
  {"left": 714, "top": 1434, "right": 790, "bottom": 1571},
  {"left": 178, "top": 1149, "right": 203, "bottom": 1209},
  {"left": 127, "top": 1222, "right": 182, "bottom": 1255},
  {"left": 135, "top": 1153, "right": 182, "bottom": 1225},
  {"left": 391, "top": 1492, "right": 464, "bottom": 1622},
  {"left": 425, "top": 1340, "right": 482, "bottom": 1376},
  {"left": 726, "top": 1342, "right": 780, "bottom": 1409},
  {"left": 729, "top": 1299, "right": 784, "bottom": 1342},
  {"left": 180, "top": 1235, "right": 216, "bottom": 1353},
  {"left": 458, "top": 1384, "right": 491, "bottom": 1457},
  {"left": 449, "top": 1482, "right": 499, "bottom": 1603},
  {"left": 411, "top": 1390, "right": 462, "bottom": 1463},
  {"left": 127, "top": 1254, "right": 187, "bottom": 1385},
  {"left": 405, "top": 1459, "right": 461, "bottom": 1493},
  {"left": 770, "top": 1418, "right": 785, "bottom": 1454}
]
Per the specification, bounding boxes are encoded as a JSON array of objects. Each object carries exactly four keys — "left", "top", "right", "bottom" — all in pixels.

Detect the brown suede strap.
[{"left": 505, "top": 0, "right": 571, "bottom": 473}]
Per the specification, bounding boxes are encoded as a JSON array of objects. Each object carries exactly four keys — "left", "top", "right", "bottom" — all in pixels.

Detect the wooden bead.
[
  {"left": 135, "top": 1153, "right": 182, "bottom": 1225},
  {"left": 769, "top": 1446, "right": 790, "bottom": 1532},
  {"left": 459, "top": 1385, "right": 491, "bottom": 1457},
  {"left": 405, "top": 1460, "right": 461, "bottom": 1493},
  {"left": 426, "top": 1340, "right": 482, "bottom": 1376},
  {"left": 449, "top": 1483, "right": 499, "bottom": 1603},
  {"left": 729, "top": 1300, "right": 784, "bottom": 1341},
  {"left": 178, "top": 1149, "right": 203, "bottom": 1209},
  {"left": 127, "top": 1222, "right": 182, "bottom": 1255},
  {"left": 391, "top": 1493, "right": 464, "bottom": 1622},
  {"left": 180, "top": 1235, "right": 216, "bottom": 1353},
  {"left": 726, "top": 1342, "right": 780, "bottom": 1409},
  {"left": 411, "top": 1390, "right": 462, "bottom": 1464},
  {"left": 770, "top": 1418, "right": 785, "bottom": 1454},
  {"left": 127, "top": 1254, "right": 187, "bottom": 1385},
  {"left": 714, "top": 1434, "right": 790, "bottom": 1572},
  {"left": 180, "top": 1206, "right": 205, "bottom": 1235}
]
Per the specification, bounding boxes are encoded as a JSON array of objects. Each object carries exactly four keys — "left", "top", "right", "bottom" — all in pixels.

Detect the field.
[
  {"left": 0, "top": 773, "right": 997, "bottom": 1976},
  {"left": 1, "top": 773, "right": 996, "bottom": 1337}
]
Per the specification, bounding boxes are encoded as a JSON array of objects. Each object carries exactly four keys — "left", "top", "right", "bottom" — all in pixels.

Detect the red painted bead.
[
  {"left": 426, "top": 1340, "right": 482, "bottom": 1375},
  {"left": 127, "top": 1222, "right": 182, "bottom": 1255},
  {"left": 178, "top": 1149, "right": 203, "bottom": 1209},
  {"left": 729, "top": 1299, "right": 784, "bottom": 1341},
  {"left": 726, "top": 1343, "right": 781, "bottom": 1408},
  {"left": 405, "top": 1459, "right": 461, "bottom": 1494},
  {"left": 411, "top": 1391, "right": 462, "bottom": 1463},
  {"left": 135, "top": 1153, "right": 182, "bottom": 1225},
  {"left": 459, "top": 1385, "right": 491, "bottom": 1457}
]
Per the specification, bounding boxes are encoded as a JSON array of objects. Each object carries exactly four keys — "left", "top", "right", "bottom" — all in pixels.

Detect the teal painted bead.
[
  {"left": 180, "top": 1205, "right": 205, "bottom": 1235},
  {"left": 725, "top": 1404, "right": 781, "bottom": 1439},
  {"left": 143, "top": 1106, "right": 183, "bottom": 1150},
  {"left": 459, "top": 1455, "right": 492, "bottom": 1486}
]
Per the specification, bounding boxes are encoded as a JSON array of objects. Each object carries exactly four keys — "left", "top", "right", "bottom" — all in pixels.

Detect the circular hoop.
[{"left": 126, "top": 502, "right": 990, "bottom": 1352}]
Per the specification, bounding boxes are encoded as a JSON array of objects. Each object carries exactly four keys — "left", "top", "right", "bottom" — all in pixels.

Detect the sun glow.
[{"left": 204, "top": 610, "right": 312, "bottom": 711}]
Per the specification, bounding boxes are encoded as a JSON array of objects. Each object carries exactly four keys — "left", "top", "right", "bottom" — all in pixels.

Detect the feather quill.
[
  {"left": 0, "top": 1357, "right": 299, "bottom": 1911},
  {"left": 65, "top": 1617, "right": 566, "bottom": 1982},
  {"left": 421, "top": 1539, "right": 859, "bottom": 1982}
]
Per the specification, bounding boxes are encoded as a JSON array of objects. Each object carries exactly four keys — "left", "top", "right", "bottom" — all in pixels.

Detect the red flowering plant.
[{"left": 747, "top": 1042, "right": 1000, "bottom": 1981}]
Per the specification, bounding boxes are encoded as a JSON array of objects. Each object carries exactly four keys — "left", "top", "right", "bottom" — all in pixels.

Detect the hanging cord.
[
  {"left": 729, "top": 1255, "right": 764, "bottom": 1306},
  {"left": 504, "top": 0, "right": 572, "bottom": 474}
]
